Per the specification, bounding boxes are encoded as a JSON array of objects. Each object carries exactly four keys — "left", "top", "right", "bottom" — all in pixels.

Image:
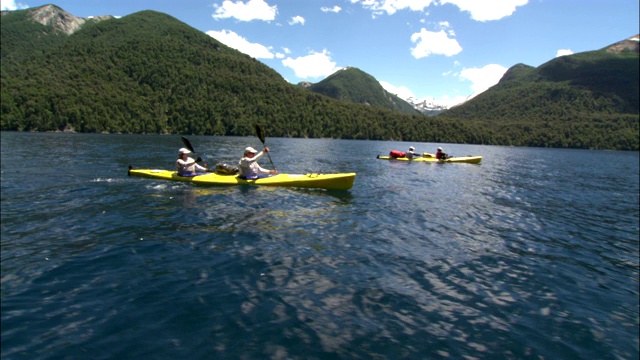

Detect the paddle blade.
[
  {"left": 255, "top": 124, "right": 266, "bottom": 144},
  {"left": 181, "top": 136, "right": 195, "bottom": 153}
]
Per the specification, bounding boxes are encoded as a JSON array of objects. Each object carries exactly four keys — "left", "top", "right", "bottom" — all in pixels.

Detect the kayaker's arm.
[
  {"left": 194, "top": 163, "right": 208, "bottom": 171},
  {"left": 177, "top": 158, "right": 208, "bottom": 172},
  {"left": 256, "top": 164, "right": 277, "bottom": 175}
]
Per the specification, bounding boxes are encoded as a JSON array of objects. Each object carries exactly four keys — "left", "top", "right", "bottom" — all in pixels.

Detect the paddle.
[
  {"left": 255, "top": 124, "right": 276, "bottom": 170},
  {"left": 181, "top": 136, "right": 203, "bottom": 163}
]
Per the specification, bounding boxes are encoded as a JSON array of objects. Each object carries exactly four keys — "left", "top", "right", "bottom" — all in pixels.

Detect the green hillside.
[
  {"left": 307, "top": 67, "right": 420, "bottom": 115},
  {"left": 0, "top": 7, "right": 438, "bottom": 139},
  {"left": 1, "top": 5, "right": 638, "bottom": 150},
  {"left": 439, "top": 49, "right": 639, "bottom": 149},
  {"left": 445, "top": 51, "right": 639, "bottom": 118},
  {"left": 0, "top": 5, "right": 67, "bottom": 60}
]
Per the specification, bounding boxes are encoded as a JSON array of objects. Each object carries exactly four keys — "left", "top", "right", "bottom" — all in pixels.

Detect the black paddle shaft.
[
  {"left": 181, "top": 136, "right": 202, "bottom": 163},
  {"left": 255, "top": 125, "right": 276, "bottom": 170}
]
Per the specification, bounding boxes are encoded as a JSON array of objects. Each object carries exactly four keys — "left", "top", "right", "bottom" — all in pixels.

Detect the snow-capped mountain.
[{"left": 405, "top": 97, "right": 451, "bottom": 115}]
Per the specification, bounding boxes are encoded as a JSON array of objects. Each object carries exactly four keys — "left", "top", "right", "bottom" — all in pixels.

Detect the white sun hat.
[{"left": 244, "top": 147, "right": 258, "bottom": 154}]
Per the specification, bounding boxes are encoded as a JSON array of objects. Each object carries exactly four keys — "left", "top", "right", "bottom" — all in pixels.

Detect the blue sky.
[{"left": 3, "top": 0, "right": 639, "bottom": 107}]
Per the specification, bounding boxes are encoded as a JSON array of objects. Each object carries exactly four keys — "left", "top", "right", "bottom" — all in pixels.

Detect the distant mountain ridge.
[
  {"left": 406, "top": 97, "right": 449, "bottom": 115},
  {"left": 411, "top": 34, "right": 640, "bottom": 115},
  {"left": 1, "top": 4, "right": 112, "bottom": 34},
  {"left": 443, "top": 34, "right": 639, "bottom": 121},
  {"left": 298, "top": 69, "right": 446, "bottom": 116},
  {"left": 305, "top": 67, "right": 421, "bottom": 115},
  {"left": 299, "top": 32, "right": 639, "bottom": 117},
  {"left": 604, "top": 34, "right": 639, "bottom": 53}
]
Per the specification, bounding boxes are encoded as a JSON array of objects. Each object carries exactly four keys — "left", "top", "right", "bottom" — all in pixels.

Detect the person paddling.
[
  {"left": 176, "top": 148, "right": 208, "bottom": 176},
  {"left": 436, "top": 147, "right": 448, "bottom": 160},
  {"left": 406, "top": 146, "right": 416, "bottom": 160},
  {"left": 238, "top": 147, "right": 278, "bottom": 180}
]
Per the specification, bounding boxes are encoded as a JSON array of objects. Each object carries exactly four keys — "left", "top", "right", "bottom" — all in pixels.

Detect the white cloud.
[
  {"left": 379, "top": 81, "right": 416, "bottom": 100},
  {"left": 353, "top": 0, "right": 527, "bottom": 20},
  {"left": 206, "top": 29, "right": 274, "bottom": 59},
  {"left": 1, "top": 0, "right": 28, "bottom": 11},
  {"left": 289, "top": 15, "right": 305, "bottom": 25},
  {"left": 458, "top": 63, "right": 508, "bottom": 96},
  {"left": 212, "top": 0, "right": 277, "bottom": 22},
  {"left": 352, "top": 0, "right": 435, "bottom": 17},
  {"left": 556, "top": 49, "right": 573, "bottom": 57},
  {"left": 321, "top": 6, "right": 342, "bottom": 13},
  {"left": 439, "top": 0, "right": 528, "bottom": 21},
  {"left": 410, "top": 29, "right": 462, "bottom": 58},
  {"left": 282, "top": 50, "right": 341, "bottom": 79}
]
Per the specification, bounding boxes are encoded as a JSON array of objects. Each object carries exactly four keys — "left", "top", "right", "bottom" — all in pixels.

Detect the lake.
[{"left": 1, "top": 132, "right": 638, "bottom": 359}]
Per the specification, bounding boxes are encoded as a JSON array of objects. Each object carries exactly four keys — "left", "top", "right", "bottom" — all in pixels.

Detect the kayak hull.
[
  {"left": 128, "top": 168, "right": 356, "bottom": 190},
  {"left": 377, "top": 154, "right": 482, "bottom": 164}
]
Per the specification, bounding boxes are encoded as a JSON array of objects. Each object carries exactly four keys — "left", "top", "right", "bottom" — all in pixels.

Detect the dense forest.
[{"left": 1, "top": 5, "right": 638, "bottom": 150}]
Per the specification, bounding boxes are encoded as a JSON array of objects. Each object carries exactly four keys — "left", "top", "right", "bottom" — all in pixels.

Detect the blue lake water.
[{"left": 1, "top": 132, "right": 638, "bottom": 359}]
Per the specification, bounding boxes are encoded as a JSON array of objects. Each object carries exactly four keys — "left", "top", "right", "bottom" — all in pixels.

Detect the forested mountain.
[
  {"left": 306, "top": 67, "right": 420, "bottom": 115},
  {"left": 1, "top": 5, "right": 478, "bottom": 142},
  {"left": 446, "top": 51, "right": 639, "bottom": 119},
  {"left": 0, "top": 5, "right": 431, "bottom": 139},
  {"left": 1, "top": 5, "right": 638, "bottom": 150},
  {"left": 439, "top": 36, "right": 639, "bottom": 149}
]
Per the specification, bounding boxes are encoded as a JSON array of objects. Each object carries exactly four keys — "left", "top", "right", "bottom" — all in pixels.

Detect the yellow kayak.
[
  {"left": 128, "top": 167, "right": 356, "bottom": 190},
  {"left": 377, "top": 152, "right": 482, "bottom": 164}
]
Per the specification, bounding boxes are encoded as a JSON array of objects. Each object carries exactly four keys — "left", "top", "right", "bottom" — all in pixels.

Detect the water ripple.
[{"left": 2, "top": 134, "right": 638, "bottom": 359}]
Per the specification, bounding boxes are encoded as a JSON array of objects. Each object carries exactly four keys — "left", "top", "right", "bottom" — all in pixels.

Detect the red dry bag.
[{"left": 389, "top": 150, "right": 406, "bottom": 158}]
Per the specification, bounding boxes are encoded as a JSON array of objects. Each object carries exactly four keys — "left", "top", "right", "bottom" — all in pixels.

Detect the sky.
[{"left": 2, "top": 0, "right": 639, "bottom": 107}]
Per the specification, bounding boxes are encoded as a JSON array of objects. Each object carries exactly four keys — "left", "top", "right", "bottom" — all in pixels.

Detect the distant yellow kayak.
[
  {"left": 377, "top": 153, "right": 482, "bottom": 164},
  {"left": 128, "top": 167, "right": 356, "bottom": 190}
]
